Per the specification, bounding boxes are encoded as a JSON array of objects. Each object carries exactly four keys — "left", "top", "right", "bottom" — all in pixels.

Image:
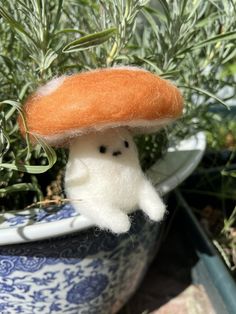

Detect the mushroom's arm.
[
  {"left": 139, "top": 179, "right": 166, "bottom": 221},
  {"left": 65, "top": 158, "right": 89, "bottom": 185}
]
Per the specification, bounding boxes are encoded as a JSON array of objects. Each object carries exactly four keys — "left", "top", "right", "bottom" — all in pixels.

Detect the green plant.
[
  {"left": 213, "top": 206, "right": 236, "bottom": 274},
  {"left": 207, "top": 114, "right": 236, "bottom": 150},
  {"left": 179, "top": 115, "right": 236, "bottom": 276},
  {"left": 184, "top": 168, "right": 236, "bottom": 276},
  {"left": 1, "top": 0, "right": 236, "bottom": 211}
]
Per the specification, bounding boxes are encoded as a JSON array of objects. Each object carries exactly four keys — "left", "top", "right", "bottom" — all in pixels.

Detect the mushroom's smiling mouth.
[{"left": 112, "top": 150, "right": 122, "bottom": 157}]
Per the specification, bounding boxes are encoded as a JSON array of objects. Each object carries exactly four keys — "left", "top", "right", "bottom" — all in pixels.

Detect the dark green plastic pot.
[{"left": 176, "top": 191, "right": 236, "bottom": 314}]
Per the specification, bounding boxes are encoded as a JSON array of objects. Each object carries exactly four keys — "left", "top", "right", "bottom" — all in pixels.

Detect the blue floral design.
[
  {"left": 0, "top": 282, "right": 14, "bottom": 293},
  {"left": 0, "top": 303, "right": 11, "bottom": 311},
  {"left": 36, "top": 204, "right": 76, "bottom": 223},
  {"left": 15, "top": 256, "right": 46, "bottom": 272},
  {"left": 15, "top": 305, "right": 25, "bottom": 313},
  {"left": 31, "top": 290, "right": 48, "bottom": 302},
  {"left": 5, "top": 204, "right": 77, "bottom": 228},
  {"left": 49, "top": 302, "right": 62, "bottom": 313},
  {"left": 66, "top": 274, "right": 109, "bottom": 304},
  {"left": 15, "top": 283, "right": 30, "bottom": 293},
  {"left": 0, "top": 259, "right": 15, "bottom": 276},
  {"left": 6, "top": 215, "right": 29, "bottom": 227},
  {"left": 32, "top": 271, "right": 58, "bottom": 286}
]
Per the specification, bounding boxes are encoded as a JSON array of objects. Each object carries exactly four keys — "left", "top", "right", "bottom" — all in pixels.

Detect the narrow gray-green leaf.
[
  {"left": 143, "top": 6, "right": 167, "bottom": 23},
  {"left": 1, "top": 100, "right": 31, "bottom": 159},
  {"left": 54, "top": 28, "right": 86, "bottom": 37},
  {"left": 19, "top": 82, "right": 32, "bottom": 101},
  {"left": 196, "top": 12, "right": 219, "bottom": 28},
  {"left": 0, "top": 135, "right": 57, "bottom": 174},
  {"left": 3, "top": 100, "right": 22, "bottom": 121},
  {"left": 0, "top": 6, "right": 37, "bottom": 46},
  {"left": 62, "top": 28, "right": 116, "bottom": 53},
  {"left": 221, "top": 169, "right": 236, "bottom": 178},
  {"left": 177, "top": 31, "right": 236, "bottom": 56},
  {"left": 0, "top": 183, "right": 36, "bottom": 196},
  {"left": 160, "top": 70, "right": 180, "bottom": 79},
  {"left": 0, "top": 127, "right": 10, "bottom": 157},
  {"left": 142, "top": 9, "right": 159, "bottom": 38},
  {"left": 194, "top": 31, "right": 236, "bottom": 49},
  {"left": 53, "top": 0, "right": 64, "bottom": 32},
  {"left": 41, "top": 49, "right": 58, "bottom": 71},
  {"left": 158, "top": 0, "right": 171, "bottom": 22},
  {"left": 134, "top": 56, "right": 163, "bottom": 74},
  {"left": 179, "top": 85, "right": 230, "bottom": 109}
]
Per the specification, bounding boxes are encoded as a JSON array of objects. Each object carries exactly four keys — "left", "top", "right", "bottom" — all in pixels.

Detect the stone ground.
[{"left": 119, "top": 210, "right": 216, "bottom": 314}]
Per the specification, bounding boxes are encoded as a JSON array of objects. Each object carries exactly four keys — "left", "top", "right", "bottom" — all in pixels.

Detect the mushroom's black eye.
[
  {"left": 124, "top": 140, "right": 129, "bottom": 148},
  {"left": 99, "top": 145, "right": 107, "bottom": 153}
]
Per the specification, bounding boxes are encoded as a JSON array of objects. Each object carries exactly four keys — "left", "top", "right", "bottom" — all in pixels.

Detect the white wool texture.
[
  {"left": 36, "top": 76, "right": 66, "bottom": 96},
  {"left": 65, "top": 128, "right": 166, "bottom": 233},
  {"left": 42, "top": 118, "right": 174, "bottom": 146}
]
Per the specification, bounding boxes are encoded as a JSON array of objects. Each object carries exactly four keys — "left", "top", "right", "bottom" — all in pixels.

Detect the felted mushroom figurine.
[{"left": 19, "top": 67, "right": 183, "bottom": 233}]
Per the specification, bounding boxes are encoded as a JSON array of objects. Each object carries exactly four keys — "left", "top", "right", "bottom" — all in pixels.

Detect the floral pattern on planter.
[
  {"left": 3, "top": 204, "right": 76, "bottom": 228},
  {"left": 66, "top": 274, "right": 109, "bottom": 304},
  {"left": 0, "top": 206, "right": 161, "bottom": 314}
]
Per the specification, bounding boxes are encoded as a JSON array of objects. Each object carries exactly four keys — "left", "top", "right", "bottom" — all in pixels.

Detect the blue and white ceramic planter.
[
  {"left": 0, "top": 133, "right": 206, "bottom": 314},
  {"left": 0, "top": 208, "right": 159, "bottom": 314}
]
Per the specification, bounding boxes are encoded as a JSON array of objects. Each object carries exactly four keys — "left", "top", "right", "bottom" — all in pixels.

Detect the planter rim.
[{"left": 0, "top": 132, "right": 206, "bottom": 246}]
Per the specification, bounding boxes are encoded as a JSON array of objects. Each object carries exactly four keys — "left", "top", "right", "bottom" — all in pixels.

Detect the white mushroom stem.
[{"left": 64, "top": 128, "right": 165, "bottom": 233}]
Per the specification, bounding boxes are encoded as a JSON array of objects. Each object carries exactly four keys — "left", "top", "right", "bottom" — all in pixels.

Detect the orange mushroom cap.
[{"left": 19, "top": 67, "right": 183, "bottom": 145}]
